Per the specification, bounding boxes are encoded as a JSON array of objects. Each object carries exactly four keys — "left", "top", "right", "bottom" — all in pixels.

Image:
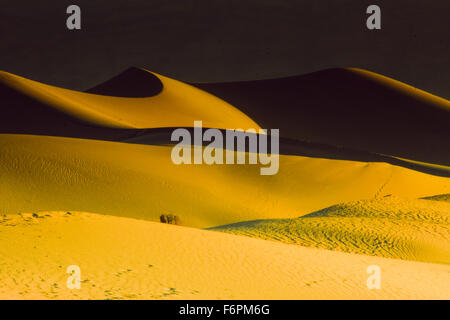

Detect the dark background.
[{"left": 0, "top": 0, "right": 448, "bottom": 98}]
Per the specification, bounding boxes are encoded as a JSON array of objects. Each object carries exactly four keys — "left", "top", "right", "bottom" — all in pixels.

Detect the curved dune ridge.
[
  {"left": 85, "top": 67, "right": 164, "bottom": 98},
  {"left": 212, "top": 197, "right": 450, "bottom": 264},
  {"left": 2, "top": 67, "right": 449, "bottom": 165},
  {"left": 194, "top": 68, "right": 450, "bottom": 166},
  {"left": 0, "top": 68, "right": 260, "bottom": 139},
  {"left": 0, "top": 134, "right": 448, "bottom": 228},
  {"left": 0, "top": 211, "right": 448, "bottom": 300}
]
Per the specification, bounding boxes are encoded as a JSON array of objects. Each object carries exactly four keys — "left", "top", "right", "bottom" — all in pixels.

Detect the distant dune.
[
  {"left": 213, "top": 197, "right": 450, "bottom": 264},
  {"left": 0, "top": 211, "right": 448, "bottom": 300},
  {"left": 86, "top": 67, "right": 164, "bottom": 98},
  {"left": 194, "top": 68, "right": 450, "bottom": 166},
  {"left": 2, "top": 67, "right": 449, "bottom": 168},
  {"left": 0, "top": 69, "right": 258, "bottom": 140}
]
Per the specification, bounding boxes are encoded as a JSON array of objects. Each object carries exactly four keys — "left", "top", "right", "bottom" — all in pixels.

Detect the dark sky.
[{"left": 1, "top": 0, "right": 449, "bottom": 98}]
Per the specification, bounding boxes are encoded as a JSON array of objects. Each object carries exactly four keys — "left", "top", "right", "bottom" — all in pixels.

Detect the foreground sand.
[{"left": 0, "top": 211, "right": 448, "bottom": 300}]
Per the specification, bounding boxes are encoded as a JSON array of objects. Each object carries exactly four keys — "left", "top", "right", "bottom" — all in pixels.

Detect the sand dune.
[
  {"left": 0, "top": 68, "right": 258, "bottom": 140},
  {"left": 0, "top": 66, "right": 449, "bottom": 300},
  {"left": 3, "top": 67, "right": 448, "bottom": 167},
  {"left": 212, "top": 197, "right": 450, "bottom": 264},
  {"left": 0, "top": 211, "right": 448, "bottom": 300},
  {"left": 86, "top": 67, "right": 164, "bottom": 98},
  {"left": 0, "top": 134, "right": 448, "bottom": 228},
  {"left": 194, "top": 68, "right": 450, "bottom": 166}
]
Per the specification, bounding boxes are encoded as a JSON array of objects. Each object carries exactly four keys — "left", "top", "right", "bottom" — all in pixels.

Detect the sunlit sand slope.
[
  {"left": 0, "top": 68, "right": 258, "bottom": 139},
  {"left": 0, "top": 134, "right": 448, "bottom": 228},
  {"left": 213, "top": 197, "right": 450, "bottom": 264},
  {"left": 0, "top": 211, "right": 448, "bottom": 300},
  {"left": 194, "top": 68, "right": 450, "bottom": 166}
]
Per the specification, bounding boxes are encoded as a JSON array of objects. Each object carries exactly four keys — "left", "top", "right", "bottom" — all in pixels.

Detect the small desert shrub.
[{"left": 160, "top": 214, "right": 180, "bottom": 225}]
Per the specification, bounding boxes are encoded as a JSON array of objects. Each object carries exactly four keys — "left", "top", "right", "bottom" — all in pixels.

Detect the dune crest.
[
  {"left": 86, "top": 67, "right": 164, "bottom": 98},
  {"left": 0, "top": 69, "right": 259, "bottom": 140}
]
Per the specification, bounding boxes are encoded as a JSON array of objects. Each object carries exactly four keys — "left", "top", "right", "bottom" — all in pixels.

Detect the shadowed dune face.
[
  {"left": 422, "top": 194, "right": 450, "bottom": 203},
  {"left": 193, "top": 68, "right": 450, "bottom": 166},
  {"left": 86, "top": 67, "right": 163, "bottom": 98},
  {"left": 124, "top": 127, "right": 450, "bottom": 177}
]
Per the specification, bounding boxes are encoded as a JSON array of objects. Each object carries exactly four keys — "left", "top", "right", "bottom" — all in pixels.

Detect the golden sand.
[
  {"left": 0, "top": 211, "right": 448, "bottom": 300},
  {"left": 0, "top": 68, "right": 449, "bottom": 299}
]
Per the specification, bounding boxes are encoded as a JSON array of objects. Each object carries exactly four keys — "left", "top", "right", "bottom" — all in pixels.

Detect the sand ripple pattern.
[{"left": 213, "top": 197, "right": 450, "bottom": 264}]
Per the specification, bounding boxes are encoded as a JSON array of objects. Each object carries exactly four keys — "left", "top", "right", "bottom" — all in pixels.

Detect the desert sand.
[
  {"left": 213, "top": 196, "right": 450, "bottom": 264},
  {"left": 0, "top": 211, "right": 448, "bottom": 300},
  {"left": 0, "top": 68, "right": 449, "bottom": 299},
  {"left": 0, "top": 134, "right": 448, "bottom": 228}
]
